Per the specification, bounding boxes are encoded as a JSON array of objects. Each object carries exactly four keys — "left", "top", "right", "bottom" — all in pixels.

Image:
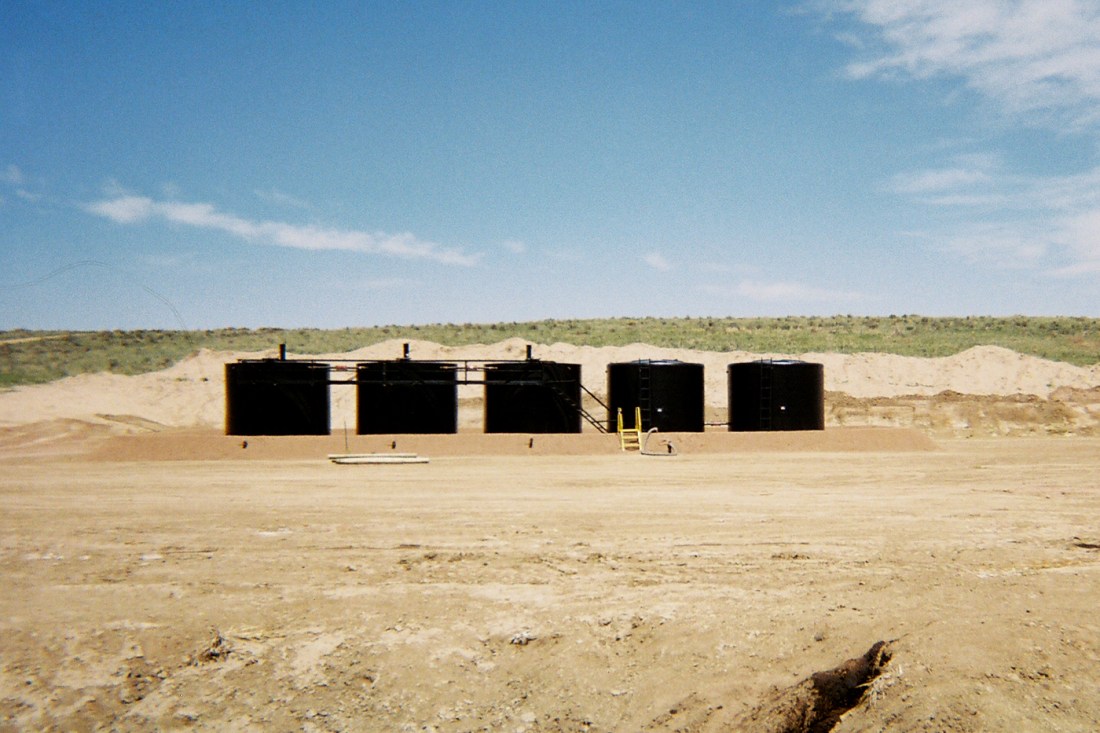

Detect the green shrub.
[{"left": 2, "top": 316, "right": 1099, "bottom": 387}]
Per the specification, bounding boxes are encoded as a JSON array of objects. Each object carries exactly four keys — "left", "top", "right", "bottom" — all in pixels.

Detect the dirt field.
[
  {"left": 2, "top": 429, "right": 1099, "bottom": 732},
  {"left": 2, "top": 341, "right": 1100, "bottom": 731}
]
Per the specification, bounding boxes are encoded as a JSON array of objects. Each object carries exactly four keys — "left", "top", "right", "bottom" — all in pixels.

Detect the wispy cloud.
[
  {"left": 827, "top": 0, "right": 1100, "bottom": 129},
  {"left": 820, "top": 2, "right": 1100, "bottom": 277},
  {"left": 890, "top": 156, "right": 1100, "bottom": 273},
  {"left": 1048, "top": 208, "right": 1100, "bottom": 275},
  {"left": 1, "top": 163, "right": 41, "bottom": 204},
  {"left": 643, "top": 252, "right": 672, "bottom": 271},
  {"left": 501, "top": 239, "right": 526, "bottom": 254},
  {"left": 941, "top": 224, "right": 1050, "bottom": 267},
  {"left": 3, "top": 164, "right": 24, "bottom": 185},
  {"left": 886, "top": 152, "right": 1011, "bottom": 207},
  {"left": 889, "top": 166, "right": 992, "bottom": 195},
  {"left": 84, "top": 193, "right": 480, "bottom": 266}
]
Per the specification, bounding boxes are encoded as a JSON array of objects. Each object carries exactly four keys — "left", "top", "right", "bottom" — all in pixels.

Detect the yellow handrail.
[{"left": 617, "top": 406, "right": 643, "bottom": 451}]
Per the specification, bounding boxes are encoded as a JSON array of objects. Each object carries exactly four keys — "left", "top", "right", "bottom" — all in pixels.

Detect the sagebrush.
[{"left": 2, "top": 315, "right": 1098, "bottom": 387}]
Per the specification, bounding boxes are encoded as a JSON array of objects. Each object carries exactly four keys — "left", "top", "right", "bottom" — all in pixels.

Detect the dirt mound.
[
  {"left": 828, "top": 389, "right": 1100, "bottom": 436},
  {"left": 2, "top": 341, "right": 1098, "bottom": 437},
  {"left": 0, "top": 418, "right": 117, "bottom": 459}
]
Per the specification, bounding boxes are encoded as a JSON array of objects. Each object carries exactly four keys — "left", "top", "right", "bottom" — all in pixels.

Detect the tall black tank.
[
  {"left": 356, "top": 360, "right": 458, "bottom": 434},
  {"left": 606, "top": 360, "right": 705, "bottom": 432},
  {"left": 727, "top": 360, "right": 824, "bottom": 431},
  {"left": 225, "top": 360, "right": 331, "bottom": 435},
  {"left": 483, "top": 361, "right": 582, "bottom": 433}
]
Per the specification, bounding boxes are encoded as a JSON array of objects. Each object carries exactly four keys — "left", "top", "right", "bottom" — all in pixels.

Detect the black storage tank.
[
  {"left": 225, "top": 360, "right": 331, "bottom": 435},
  {"left": 356, "top": 360, "right": 458, "bottom": 434},
  {"left": 606, "top": 360, "right": 705, "bottom": 432},
  {"left": 484, "top": 361, "right": 582, "bottom": 433},
  {"left": 727, "top": 360, "right": 824, "bottom": 431}
]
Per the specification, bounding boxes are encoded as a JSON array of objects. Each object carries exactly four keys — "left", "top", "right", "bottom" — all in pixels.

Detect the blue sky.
[{"left": 4, "top": 1, "right": 1100, "bottom": 329}]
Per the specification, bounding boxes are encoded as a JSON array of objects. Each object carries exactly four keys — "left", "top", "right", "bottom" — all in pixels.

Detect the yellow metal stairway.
[{"left": 617, "top": 406, "right": 643, "bottom": 451}]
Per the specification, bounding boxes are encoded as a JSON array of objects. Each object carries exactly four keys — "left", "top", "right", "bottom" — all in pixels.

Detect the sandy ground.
[{"left": 2, "top": 341, "right": 1100, "bottom": 731}]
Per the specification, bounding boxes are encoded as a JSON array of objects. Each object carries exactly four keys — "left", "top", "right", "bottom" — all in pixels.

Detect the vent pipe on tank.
[
  {"left": 403, "top": 342, "right": 410, "bottom": 360},
  {"left": 526, "top": 344, "right": 533, "bottom": 360},
  {"left": 279, "top": 343, "right": 286, "bottom": 360}
]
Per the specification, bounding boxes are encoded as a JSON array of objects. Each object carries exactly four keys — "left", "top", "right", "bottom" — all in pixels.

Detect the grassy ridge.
[{"left": 2, "top": 315, "right": 1099, "bottom": 387}]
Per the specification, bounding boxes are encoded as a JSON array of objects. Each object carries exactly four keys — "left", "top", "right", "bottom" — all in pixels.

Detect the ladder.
[
  {"left": 617, "top": 406, "right": 643, "bottom": 451},
  {"left": 759, "top": 361, "right": 773, "bottom": 430},
  {"left": 637, "top": 361, "right": 652, "bottom": 430}
]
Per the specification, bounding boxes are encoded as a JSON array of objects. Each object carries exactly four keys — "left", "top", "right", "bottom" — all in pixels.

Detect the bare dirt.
[{"left": 1, "top": 341, "right": 1099, "bottom": 731}]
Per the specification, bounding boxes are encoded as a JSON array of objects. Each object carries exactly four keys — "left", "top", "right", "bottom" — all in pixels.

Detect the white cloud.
[
  {"left": 1050, "top": 260, "right": 1100, "bottom": 275},
  {"left": 3, "top": 164, "right": 24, "bottom": 185},
  {"left": 941, "top": 224, "right": 1050, "bottom": 266},
  {"left": 1, "top": 165, "right": 42, "bottom": 203},
  {"left": 1028, "top": 166, "right": 1100, "bottom": 211},
  {"left": 643, "top": 252, "right": 672, "bottom": 271},
  {"left": 917, "top": 192, "right": 1012, "bottom": 207},
  {"left": 886, "top": 152, "right": 1010, "bottom": 206},
  {"left": 85, "top": 195, "right": 156, "bottom": 223},
  {"left": 704, "top": 279, "right": 864, "bottom": 303},
  {"left": 1048, "top": 208, "right": 1100, "bottom": 275},
  {"left": 829, "top": 0, "right": 1100, "bottom": 129},
  {"left": 819, "top": 0, "right": 1100, "bottom": 278},
  {"left": 501, "top": 239, "right": 526, "bottom": 254},
  {"left": 85, "top": 193, "right": 480, "bottom": 266},
  {"left": 890, "top": 166, "right": 992, "bottom": 194},
  {"left": 889, "top": 155, "right": 1100, "bottom": 272}
]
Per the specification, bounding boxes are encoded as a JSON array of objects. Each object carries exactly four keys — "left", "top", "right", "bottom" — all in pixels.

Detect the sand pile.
[{"left": 1, "top": 339, "right": 1098, "bottom": 435}]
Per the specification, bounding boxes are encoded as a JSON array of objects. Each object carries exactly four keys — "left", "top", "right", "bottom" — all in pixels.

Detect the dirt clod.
[{"left": 196, "top": 628, "right": 232, "bottom": 663}]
